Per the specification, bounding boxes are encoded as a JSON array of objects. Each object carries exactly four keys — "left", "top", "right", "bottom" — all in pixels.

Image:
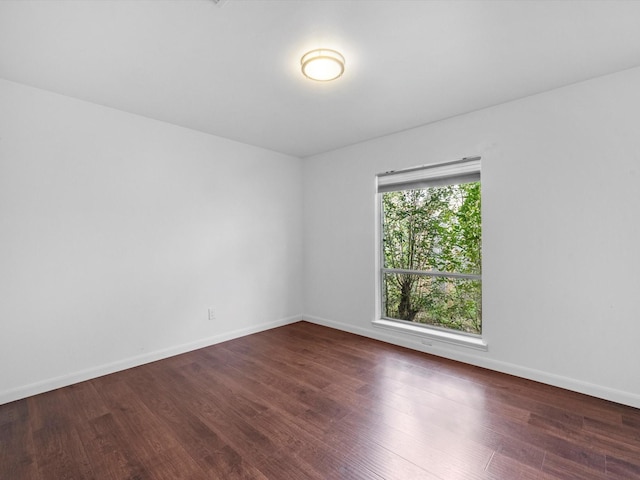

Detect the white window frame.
[{"left": 372, "top": 156, "right": 487, "bottom": 351}]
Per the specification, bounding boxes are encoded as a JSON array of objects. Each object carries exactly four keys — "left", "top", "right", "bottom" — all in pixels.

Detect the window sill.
[{"left": 372, "top": 318, "right": 488, "bottom": 352}]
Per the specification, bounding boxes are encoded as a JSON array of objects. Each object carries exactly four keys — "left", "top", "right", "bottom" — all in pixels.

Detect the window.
[{"left": 376, "top": 157, "right": 483, "bottom": 343}]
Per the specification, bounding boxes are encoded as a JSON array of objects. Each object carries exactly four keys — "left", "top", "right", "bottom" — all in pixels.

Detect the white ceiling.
[{"left": 2, "top": 0, "right": 640, "bottom": 158}]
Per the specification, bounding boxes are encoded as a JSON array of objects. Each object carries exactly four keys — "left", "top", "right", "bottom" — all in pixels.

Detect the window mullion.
[{"left": 381, "top": 267, "right": 481, "bottom": 281}]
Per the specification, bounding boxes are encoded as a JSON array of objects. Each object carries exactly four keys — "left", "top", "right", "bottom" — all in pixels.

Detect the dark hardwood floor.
[{"left": 2, "top": 321, "right": 640, "bottom": 479}]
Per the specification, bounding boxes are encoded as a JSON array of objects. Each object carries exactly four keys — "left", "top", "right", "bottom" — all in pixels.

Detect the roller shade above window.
[{"left": 377, "top": 156, "right": 481, "bottom": 192}]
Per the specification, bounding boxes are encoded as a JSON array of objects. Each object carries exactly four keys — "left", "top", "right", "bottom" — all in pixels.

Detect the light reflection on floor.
[{"left": 362, "top": 355, "right": 493, "bottom": 479}]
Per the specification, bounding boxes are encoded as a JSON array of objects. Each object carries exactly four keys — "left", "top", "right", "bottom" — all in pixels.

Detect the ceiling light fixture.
[{"left": 301, "top": 49, "right": 345, "bottom": 81}]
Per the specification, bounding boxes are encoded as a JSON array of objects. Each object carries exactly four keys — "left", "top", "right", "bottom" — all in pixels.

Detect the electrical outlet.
[{"left": 208, "top": 308, "right": 215, "bottom": 321}]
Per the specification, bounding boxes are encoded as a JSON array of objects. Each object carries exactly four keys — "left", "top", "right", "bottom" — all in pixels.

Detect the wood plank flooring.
[{"left": 1, "top": 321, "right": 640, "bottom": 479}]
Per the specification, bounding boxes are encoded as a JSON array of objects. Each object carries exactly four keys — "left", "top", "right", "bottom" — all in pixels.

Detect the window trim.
[
  {"left": 372, "top": 318, "right": 488, "bottom": 351},
  {"left": 375, "top": 156, "right": 485, "bottom": 351}
]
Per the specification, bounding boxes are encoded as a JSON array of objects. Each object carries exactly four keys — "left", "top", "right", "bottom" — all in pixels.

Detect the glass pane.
[
  {"left": 383, "top": 273, "right": 482, "bottom": 335},
  {"left": 382, "top": 182, "right": 481, "bottom": 275}
]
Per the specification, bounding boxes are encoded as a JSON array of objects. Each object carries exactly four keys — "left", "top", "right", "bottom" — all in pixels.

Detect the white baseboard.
[
  {"left": 6, "top": 313, "right": 638, "bottom": 410},
  {"left": 302, "top": 314, "right": 640, "bottom": 409},
  {"left": 0, "top": 314, "right": 302, "bottom": 406}
]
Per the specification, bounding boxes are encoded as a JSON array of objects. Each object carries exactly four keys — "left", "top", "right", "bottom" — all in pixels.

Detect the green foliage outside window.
[{"left": 382, "top": 182, "right": 482, "bottom": 334}]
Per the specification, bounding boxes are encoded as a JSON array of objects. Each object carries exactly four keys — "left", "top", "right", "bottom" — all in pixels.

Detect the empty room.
[{"left": 1, "top": 1, "right": 640, "bottom": 478}]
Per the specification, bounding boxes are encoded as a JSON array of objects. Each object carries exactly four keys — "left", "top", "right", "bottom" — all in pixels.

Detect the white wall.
[
  {"left": 302, "top": 67, "right": 640, "bottom": 408},
  {"left": 4, "top": 66, "right": 640, "bottom": 409},
  {"left": 0, "top": 79, "right": 303, "bottom": 404}
]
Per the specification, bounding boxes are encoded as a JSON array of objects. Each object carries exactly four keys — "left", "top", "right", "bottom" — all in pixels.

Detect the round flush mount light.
[{"left": 301, "top": 49, "right": 345, "bottom": 81}]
